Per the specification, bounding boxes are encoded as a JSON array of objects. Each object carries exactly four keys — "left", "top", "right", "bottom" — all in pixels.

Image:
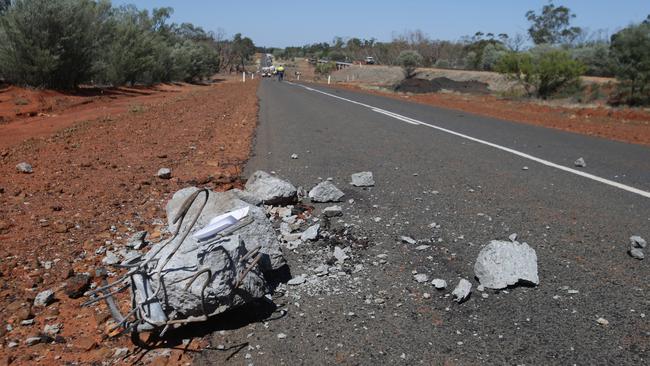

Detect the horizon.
[{"left": 111, "top": 0, "right": 650, "bottom": 47}]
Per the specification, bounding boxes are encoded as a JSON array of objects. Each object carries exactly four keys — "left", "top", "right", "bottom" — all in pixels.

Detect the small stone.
[
  {"left": 413, "top": 273, "right": 429, "bottom": 283},
  {"left": 16, "top": 162, "right": 33, "bottom": 174},
  {"left": 156, "top": 168, "right": 172, "bottom": 179},
  {"left": 333, "top": 246, "right": 349, "bottom": 263},
  {"left": 43, "top": 323, "right": 61, "bottom": 336},
  {"left": 596, "top": 317, "right": 609, "bottom": 326},
  {"left": 574, "top": 157, "right": 587, "bottom": 168},
  {"left": 423, "top": 293, "right": 431, "bottom": 299},
  {"left": 452, "top": 279, "right": 472, "bottom": 303},
  {"left": 114, "top": 348, "right": 129, "bottom": 358},
  {"left": 245, "top": 171, "right": 297, "bottom": 205},
  {"left": 290, "top": 153, "right": 298, "bottom": 159},
  {"left": 400, "top": 236, "right": 417, "bottom": 245},
  {"left": 630, "top": 236, "right": 647, "bottom": 249},
  {"left": 126, "top": 231, "right": 148, "bottom": 249},
  {"left": 431, "top": 279, "right": 447, "bottom": 290},
  {"left": 309, "top": 181, "right": 344, "bottom": 202},
  {"left": 34, "top": 289, "right": 55, "bottom": 307},
  {"left": 323, "top": 205, "right": 343, "bottom": 217},
  {"left": 20, "top": 319, "right": 34, "bottom": 326},
  {"left": 350, "top": 171, "right": 375, "bottom": 187},
  {"left": 508, "top": 233, "right": 518, "bottom": 242},
  {"left": 629, "top": 248, "right": 644, "bottom": 260},
  {"left": 64, "top": 274, "right": 91, "bottom": 299},
  {"left": 300, "top": 224, "right": 320, "bottom": 241},
  {"left": 25, "top": 336, "right": 44, "bottom": 346},
  {"left": 415, "top": 245, "right": 430, "bottom": 251},
  {"left": 277, "top": 333, "right": 287, "bottom": 339},
  {"left": 522, "top": 166, "right": 529, "bottom": 171},
  {"left": 102, "top": 251, "right": 120, "bottom": 266},
  {"left": 287, "top": 275, "right": 306, "bottom": 286}
]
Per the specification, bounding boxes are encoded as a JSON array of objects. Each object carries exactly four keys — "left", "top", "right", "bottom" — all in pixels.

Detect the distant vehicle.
[{"left": 365, "top": 56, "right": 375, "bottom": 65}]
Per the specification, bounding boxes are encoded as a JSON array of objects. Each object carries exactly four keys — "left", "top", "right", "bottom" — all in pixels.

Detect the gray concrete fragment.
[
  {"left": 415, "top": 245, "right": 430, "bottom": 251},
  {"left": 323, "top": 205, "right": 343, "bottom": 217},
  {"left": 43, "top": 323, "right": 61, "bottom": 336},
  {"left": 350, "top": 171, "right": 375, "bottom": 187},
  {"left": 16, "top": 162, "right": 33, "bottom": 174},
  {"left": 629, "top": 248, "right": 644, "bottom": 260},
  {"left": 400, "top": 236, "right": 417, "bottom": 245},
  {"left": 287, "top": 274, "right": 306, "bottom": 285},
  {"left": 414, "top": 273, "right": 429, "bottom": 283},
  {"left": 300, "top": 224, "right": 320, "bottom": 241},
  {"left": 309, "top": 181, "right": 344, "bottom": 202},
  {"left": 126, "top": 231, "right": 147, "bottom": 249},
  {"left": 157, "top": 168, "right": 172, "bottom": 179},
  {"left": 574, "top": 157, "right": 587, "bottom": 167},
  {"left": 630, "top": 235, "right": 647, "bottom": 249},
  {"left": 333, "top": 246, "right": 349, "bottom": 263},
  {"left": 291, "top": 153, "right": 298, "bottom": 159},
  {"left": 244, "top": 171, "right": 297, "bottom": 205},
  {"left": 102, "top": 251, "right": 120, "bottom": 266},
  {"left": 452, "top": 279, "right": 472, "bottom": 303},
  {"left": 431, "top": 279, "right": 447, "bottom": 289},
  {"left": 25, "top": 337, "right": 44, "bottom": 346},
  {"left": 474, "top": 239, "right": 539, "bottom": 289},
  {"left": 34, "top": 289, "right": 55, "bottom": 307}
]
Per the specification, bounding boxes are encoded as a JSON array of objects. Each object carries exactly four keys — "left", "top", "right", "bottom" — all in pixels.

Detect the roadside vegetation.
[
  {"left": 0, "top": 0, "right": 255, "bottom": 89},
  {"left": 266, "top": 3, "right": 650, "bottom": 106}
]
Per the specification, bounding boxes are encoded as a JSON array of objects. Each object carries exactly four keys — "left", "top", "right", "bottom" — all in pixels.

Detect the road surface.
[{"left": 197, "top": 79, "right": 650, "bottom": 365}]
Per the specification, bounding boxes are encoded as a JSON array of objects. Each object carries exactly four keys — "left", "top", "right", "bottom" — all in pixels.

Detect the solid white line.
[{"left": 290, "top": 83, "right": 650, "bottom": 199}]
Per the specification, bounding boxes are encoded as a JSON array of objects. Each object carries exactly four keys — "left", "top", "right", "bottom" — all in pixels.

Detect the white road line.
[{"left": 289, "top": 82, "right": 650, "bottom": 199}]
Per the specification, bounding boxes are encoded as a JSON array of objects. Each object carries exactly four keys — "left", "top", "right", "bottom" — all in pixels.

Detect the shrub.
[
  {"left": 314, "top": 62, "right": 336, "bottom": 75},
  {"left": 609, "top": 20, "right": 650, "bottom": 105},
  {"left": 0, "top": 0, "right": 111, "bottom": 88},
  {"left": 396, "top": 50, "right": 423, "bottom": 78},
  {"left": 497, "top": 49, "right": 585, "bottom": 98},
  {"left": 569, "top": 43, "right": 613, "bottom": 77}
]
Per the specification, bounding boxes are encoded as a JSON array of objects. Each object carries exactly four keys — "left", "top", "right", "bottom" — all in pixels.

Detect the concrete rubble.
[
  {"left": 629, "top": 235, "right": 646, "bottom": 259},
  {"left": 474, "top": 236, "right": 539, "bottom": 289},
  {"left": 574, "top": 157, "right": 587, "bottom": 167},
  {"left": 350, "top": 171, "right": 375, "bottom": 187},
  {"left": 308, "top": 181, "right": 345, "bottom": 202},
  {"left": 15, "top": 162, "right": 33, "bottom": 174},
  {"left": 34, "top": 289, "right": 55, "bottom": 307},
  {"left": 431, "top": 279, "right": 447, "bottom": 289},
  {"left": 452, "top": 279, "right": 472, "bottom": 303},
  {"left": 156, "top": 167, "right": 172, "bottom": 179},
  {"left": 245, "top": 170, "right": 297, "bottom": 205}
]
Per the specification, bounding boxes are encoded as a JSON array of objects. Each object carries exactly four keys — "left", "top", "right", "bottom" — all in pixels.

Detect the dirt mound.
[{"left": 394, "top": 77, "right": 490, "bottom": 94}]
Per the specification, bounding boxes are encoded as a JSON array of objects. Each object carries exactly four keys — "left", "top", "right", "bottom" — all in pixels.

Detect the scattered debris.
[
  {"left": 125, "top": 231, "right": 148, "bottom": 250},
  {"left": 630, "top": 235, "right": 647, "bottom": 248},
  {"left": 287, "top": 274, "right": 306, "bottom": 286},
  {"left": 156, "top": 167, "right": 172, "bottom": 179},
  {"left": 34, "top": 289, "right": 55, "bottom": 307},
  {"left": 309, "top": 181, "right": 344, "bottom": 202},
  {"left": 43, "top": 323, "right": 62, "bottom": 337},
  {"left": 474, "top": 237, "right": 539, "bottom": 289},
  {"left": 522, "top": 166, "right": 529, "bottom": 171},
  {"left": 15, "top": 162, "right": 33, "bottom": 174},
  {"left": 291, "top": 153, "right": 298, "bottom": 159},
  {"left": 64, "top": 274, "right": 91, "bottom": 299},
  {"left": 323, "top": 205, "right": 343, "bottom": 217},
  {"left": 350, "top": 171, "right": 375, "bottom": 187},
  {"left": 245, "top": 170, "right": 297, "bottom": 205},
  {"left": 432, "top": 279, "right": 447, "bottom": 289},
  {"left": 414, "top": 273, "right": 429, "bottom": 283},
  {"left": 629, "top": 248, "right": 644, "bottom": 260},
  {"left": 101, "top": 251, "right": 120, "bottom": 266},
  {"left": 574, "top": 157, "right": 587, "bottom": 168},
  {"left": 415, "top": 245, "right": 430, "bottom": 250},
  {"left": 333, "top": 246, "right": 349, "bottom": 263},
  {"left": 596, "top": 317, "right": 609, "bottom": 326},
  {"left": 25, "top": 336, "right": 46, "bottom": 346},
  {"left": 300, "top": 224, "right": 320, "bottom": 241},
  {"left": 400, "top": 236, "right": 417, "bottom": 245},
  {"left": 452, "top": 279, "right": 472, "bottom": 303},
  {"left": 277, "top": 333, "right": 287, "bottom": 339}
]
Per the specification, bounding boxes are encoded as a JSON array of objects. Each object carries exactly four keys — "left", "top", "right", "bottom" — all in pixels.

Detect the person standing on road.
[{"left": 277, "top": 65, "right": 285, "bottom": 82}]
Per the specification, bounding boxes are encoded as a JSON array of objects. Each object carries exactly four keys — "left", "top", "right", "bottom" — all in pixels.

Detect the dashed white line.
[{"left": 288, "top": 82, "right": 650, "bottom": 199}]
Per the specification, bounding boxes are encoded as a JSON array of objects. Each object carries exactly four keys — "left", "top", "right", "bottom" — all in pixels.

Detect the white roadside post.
[
  {"left": 328, "top": 75, "right": 331, "bottom": 85},
  {"left": 242, "top": 72, "right": 246, "bottom": 82},
  {"left": 297, "top": 74, "right": 300, "bottom": 81}
]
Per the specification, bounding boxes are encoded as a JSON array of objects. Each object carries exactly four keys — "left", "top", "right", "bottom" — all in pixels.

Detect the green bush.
[
  {"left": 314, "top": 62, "right": 336, "bottom": 75},
  {"left": 609, "top": 19, "right": 650, "bottom": 105},
  {"left": 0, "top": 0, "right": 111, "bottom": 88},
  {"left": 396, "top": 50, "right": 423, "bottom": 78},
  {"left": 497, "top": 49, "right": 585, "bottom": 98}
]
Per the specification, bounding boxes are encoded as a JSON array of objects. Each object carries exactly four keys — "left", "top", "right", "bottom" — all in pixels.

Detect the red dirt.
[
  {"left": 334, "top": 83, "right": 650, "bottom": 146},
  {"left": 0, "top": 79, "right": 259, "bottom": 365}
]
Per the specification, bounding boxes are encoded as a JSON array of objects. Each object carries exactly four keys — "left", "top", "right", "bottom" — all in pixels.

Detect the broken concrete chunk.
[
  {"left": 309, "top": 181, "right": 344, "bottom": 202},
  {"left": 630, "top": 235, "right": 647, "bottom": 249},
  {"left": 574, "top": 157, "right": 587, "bottom": 168},
  {"left": 400, "top": 236, "right": 417, "bottom": 245},
  {"left": 508, "top": 233, "right": 518, "bottom": 242},
  {"left": 287, "top": 274, "right": 306, "bottom": 285},
  {"left": 350, "top": 171, "right": 375, "bottom": 187},
  {"left": 244, "top": 171, "right": 297, "bottom": 205},
  {"left": 34, "top": 289, "right": 55, "bottom": 307},
  {"left": 290, "top": 153, "right": 298, "bottom": 159},
  {"left": 431, "top": 279, "right": 447, "bottom": 289},
  {"left": 333, "top": 246, "right": 349, "bottom": 263},
  {"left": 414, "top": 273, "right": 429, "bottom": 283},
  {"left": 629, "top": 248, "right": 644, "bottom": 260},
  {"left": 300, "top": 224, "right": 320, "bottom": 241},
  {"left": 474, "top": 239, "right": 539, "bottom": 289},
  {"left": 16, "top": 162, "right": 33, "bottom": 174},
  {"left": 102, "top": 251, "right": 120, "bottom": 266},
  {"left": 126, "top": 231, "right": 148, "bottom": 249},
  {"left": 323, "top": 205, "right": 343, "bottom": 217},
  {"left": 452, "top": 279, "right": 472, "bottom": 303},
  {"left": 157, "top": 168, "right": 172, "bottom": 179}
]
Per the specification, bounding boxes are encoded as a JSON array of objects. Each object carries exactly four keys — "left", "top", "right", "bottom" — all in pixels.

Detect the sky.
[{"left": 112, "top": 1, "right": 650, "bottom": 47}]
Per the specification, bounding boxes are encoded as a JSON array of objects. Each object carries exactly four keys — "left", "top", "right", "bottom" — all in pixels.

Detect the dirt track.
[{"left": 0, "top": 79, "right": 259, "bottom": 365}]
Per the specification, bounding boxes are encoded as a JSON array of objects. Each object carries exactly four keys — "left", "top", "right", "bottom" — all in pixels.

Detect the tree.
[
  {"left": 609, "top": 18, "right": 650, "bottom": 105},
  {"left": 526, "top": 2, "right": 582, "bottom": 44},
  {"left": 0, "top": 0, "right": 112, "bottom": 88},
  {"left": 0, "top": 0, "right": 10, "bottom": 14},
  {"left": 231, "top": 33, "right": 255, "bottom": 71},
  {"left": 497, "top": 49, "right": 585, "bottom": 98},
  {"left": 397, "top": 50, "right": 423, "bottom": 78}
]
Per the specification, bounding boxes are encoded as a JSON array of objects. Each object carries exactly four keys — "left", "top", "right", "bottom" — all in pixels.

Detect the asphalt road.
[{"left": 196, "top": 79, "right": 650, "bottom": 365}]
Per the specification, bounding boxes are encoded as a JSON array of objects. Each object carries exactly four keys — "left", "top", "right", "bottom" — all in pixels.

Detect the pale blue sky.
[{"left": 113, "top": 1, "right": 650, "bottom": 47}]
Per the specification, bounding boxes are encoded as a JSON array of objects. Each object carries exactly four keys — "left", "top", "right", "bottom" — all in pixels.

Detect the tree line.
[
  {"left": 0, "top": 0, "right": 256, "bottom": 89},
  {"left": 267, "top": 3, "right": 649, "bottom": 105}
]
